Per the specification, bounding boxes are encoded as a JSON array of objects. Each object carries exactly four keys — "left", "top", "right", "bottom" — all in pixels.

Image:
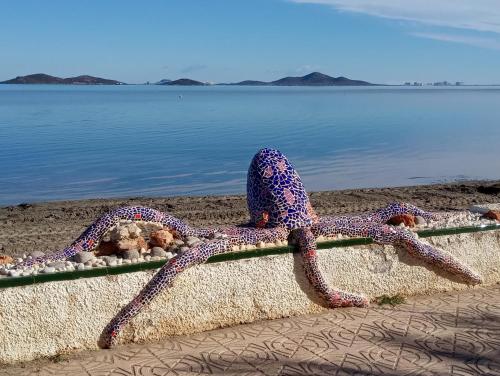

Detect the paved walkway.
[{"left": 3, "top": 285, "right": 500, "bottom": 376}]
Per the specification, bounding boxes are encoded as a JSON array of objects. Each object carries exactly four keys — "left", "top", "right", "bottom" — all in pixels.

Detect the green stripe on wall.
[{"left": 0, "top": 223, "right": 498, "bottom": 289}]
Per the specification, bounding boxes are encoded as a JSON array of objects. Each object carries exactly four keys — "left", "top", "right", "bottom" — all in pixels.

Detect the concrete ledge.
[{"left": 1, "top": 228, "right": 499, "bottom": 364}]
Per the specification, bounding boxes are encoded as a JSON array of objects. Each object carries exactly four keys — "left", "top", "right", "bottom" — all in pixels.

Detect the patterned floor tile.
[{"left": 3, "top": 285, "right": 500, "bottom": 376}]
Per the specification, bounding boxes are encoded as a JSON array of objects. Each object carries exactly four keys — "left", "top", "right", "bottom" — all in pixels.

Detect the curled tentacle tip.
[
  {"left": 358, "top": 298, "right": 370, "bottom": 308},
  {"left": 98, "top": 335, "right": 116, "bottom": 349},
  {"left": 351, "top": 296, "right": 370, "bottom": 308},
  {"left": 330, "top": 295, "right": 369, "bottom": 308},
  {"left": 468, "top": 274, "right": 483, "bottom": 285},
  {"left": 98, "top": 326, "right": 119, "bottom": 349}
]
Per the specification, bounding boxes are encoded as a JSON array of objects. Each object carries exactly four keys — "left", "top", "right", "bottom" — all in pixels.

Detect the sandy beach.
[{"left": 0, "top": 180, "right": 499, "bottom": 259}]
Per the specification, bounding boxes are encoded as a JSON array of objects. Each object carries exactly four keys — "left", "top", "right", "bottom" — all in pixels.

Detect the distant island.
[
  {"left": 228, "top": 72, "right": 374, "bottom": 86},
  {"left": 232, "top": 80, "right": 269, "bottom": 86},
  {"left": 0, "top": 73, "right": 124, "bottom": 85},
  {"left": 156, "top": 78, "right": 207, "bottom": 86}
]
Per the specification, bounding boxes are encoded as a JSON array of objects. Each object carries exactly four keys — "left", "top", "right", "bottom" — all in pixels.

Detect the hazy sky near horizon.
[{"left": 2, "top": 0, "right": 500, "bottom": 84}]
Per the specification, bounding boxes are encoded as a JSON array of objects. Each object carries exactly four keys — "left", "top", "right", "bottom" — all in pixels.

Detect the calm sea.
[{"left": 1, "top": 85, "right": 499, "bottom": 206}]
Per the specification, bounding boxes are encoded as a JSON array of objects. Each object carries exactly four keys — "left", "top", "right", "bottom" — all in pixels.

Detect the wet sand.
[{"left": 1, "top": 181, "right": 499, "bottom": 258}]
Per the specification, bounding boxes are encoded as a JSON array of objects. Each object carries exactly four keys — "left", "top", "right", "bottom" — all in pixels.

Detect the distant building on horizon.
[{"left": 433, "top": 81, "right": 452, "bottom": 86}]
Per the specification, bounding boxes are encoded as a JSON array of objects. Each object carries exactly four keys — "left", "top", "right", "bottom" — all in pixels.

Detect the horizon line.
[{"left": 2, "top": 71, "right": 497, "bottom": 86}]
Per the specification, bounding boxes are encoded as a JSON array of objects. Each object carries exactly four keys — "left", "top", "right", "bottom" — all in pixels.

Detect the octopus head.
[{"left": 247, "top": 148, "right": 317, "bottom": 230}]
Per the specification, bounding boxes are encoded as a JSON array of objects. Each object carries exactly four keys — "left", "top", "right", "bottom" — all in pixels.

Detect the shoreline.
[{"left": 0, "top": 180, "right": 499, "bottom": 258}]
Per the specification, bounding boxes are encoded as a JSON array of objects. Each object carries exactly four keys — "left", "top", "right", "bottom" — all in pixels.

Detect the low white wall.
[{"left": 1, "top": 229, "right": 499, "bottom": 364}]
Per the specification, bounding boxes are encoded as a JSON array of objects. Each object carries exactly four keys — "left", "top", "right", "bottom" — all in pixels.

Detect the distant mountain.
[
  {"left": 0, "top": 73, "right": 124, "bottom": 85},
  {"left": 271, "top": 72, "right": 372, "bottom": 86},
  {"left": 1, "top": 73, "right": 64, "bottom": 84},
  {"left": 159, "top": 78, "right": 207, "bottom": 86},
  {"left": 223, "top": 72, "right": 374, "bottom": 86},
  {"left": 230, "top": 80, "right": 268, "bottom": 86},
  {"left": 64, "top": 75, "right": 123, "bottom": 85}
]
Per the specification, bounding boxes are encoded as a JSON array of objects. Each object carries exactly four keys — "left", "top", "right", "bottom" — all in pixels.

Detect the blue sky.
[{"left": 1, "top": 0, "right": 500, "bottom": 84}]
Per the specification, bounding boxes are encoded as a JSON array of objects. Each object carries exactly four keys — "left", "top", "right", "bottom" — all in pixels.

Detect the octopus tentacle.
[
  {"left": 19, "top": 206, "right": 215, "bottom": 267},
  {"left": 312, "top": 219, "right": 481, "bottom": 284},
  {"left": 366, "top": 223, "right": 482, "bottom": 284},
  {"left": 217, "top": 226, "right": 289, "bottom": 244},
  {"left": 296, "top": 228, "right": 369, "bottom": 308},
  {"left": 312, "top": 217, "right": 369, "bottom": 238},
  {"left": 319, "top": 202, "right": 438, "bottom": 225},
  {"left": 364, "top": 202, "right": 438, "bottom": 222},
  {"left": 99, "top": 239, "right": 229, "bottom": 348}
]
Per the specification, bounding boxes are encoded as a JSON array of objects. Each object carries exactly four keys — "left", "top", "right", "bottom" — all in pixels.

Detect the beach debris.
[
  {"left": 186, "top": 236, "right": 202, "bottom": 247},
  {"left": 149, "top": 229, "right": 174, "bottom": 249},
  {"left": 47, "top": 261, "right": 67, "bottom": 271},
  {"left": 103, "top": 256, "right": 118, "bottom": 267},
  {"left": 117, "top": 237, "right": 147, "bottom": 253},
  {"left": 109, "top": 222, "right": 142, "bottom": 241},
  {"left": 477, "top": 184, "right": 500, "bottom": 195},
  {"left": 179, "top": 246, "right": 190, "bottom": 254},
  {"left": 483, "top": 210, "right": 500, "bottom": 221},
  {"left": 470, "top": 203, "right": 500, "bottom": 214},
  {"left": 387, "top": 214, "right": 416, "bottom": 227},
  {"left": 95, "top": 241, "right": 117, "bottom": 256},
  {"left": 0, "top": 255, "right": 14, "bottom": 265},
  {"left": 30, "top": 251, "right": 45, "bottom": 259},
  {"left": 122, "top": 249, "right": 140, "bottom": 260},
  {"left": 96, "top": 222, "right": 150, "bottom": 256},
  {"left": 415, "top": 216, "right": 426, "bottom": 226},
  {"left": 73, "top": 252, "right": 95, "bottom": 264},
  {"left": 9, "top": 270, "right": 20, "bottom": 277},
  {"left": 42, "top": 266, "right": 56, "bottom": 274},
  {"left": 137, "top": 222, "right": 164, "bottom": 235},
  {"left": 151, "top": 247, "right": 168, "bottom": 258}
]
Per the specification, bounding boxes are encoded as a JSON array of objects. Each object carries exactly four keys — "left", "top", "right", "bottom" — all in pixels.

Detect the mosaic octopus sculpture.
[{"left": 19, "top": 148, "right": 481, "bottom": 348}]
